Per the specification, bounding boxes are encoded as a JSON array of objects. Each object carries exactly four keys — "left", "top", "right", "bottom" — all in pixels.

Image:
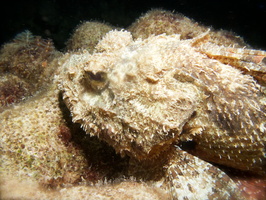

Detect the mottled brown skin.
[{"left": 60, "top": 30, "right": 265, "bottom": 199}]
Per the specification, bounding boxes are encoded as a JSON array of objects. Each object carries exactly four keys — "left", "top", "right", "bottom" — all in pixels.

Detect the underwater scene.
[{"left": 0, "top": 1, "right": 265, "bottom": 199}]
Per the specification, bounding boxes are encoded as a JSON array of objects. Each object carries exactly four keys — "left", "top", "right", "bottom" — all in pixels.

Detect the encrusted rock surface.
[
  {"left": 0, "top": 83, "right": 89, "bottom": 187},
  {"left": 0, "top": 31, "right": 61, "bottom": 108},
  {"left": 66, "top": 21, "right": 116, "bottom": 53}
]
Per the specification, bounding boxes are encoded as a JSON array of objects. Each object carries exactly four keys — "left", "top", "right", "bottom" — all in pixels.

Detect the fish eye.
[
  {"left": 87, "top": 71, "right": 107, "bottom": 82},
  {"left": 84, "top": 71, "right": 108, "bottom": 92}
]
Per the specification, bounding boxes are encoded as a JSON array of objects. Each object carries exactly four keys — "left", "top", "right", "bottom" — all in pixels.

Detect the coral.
[
  {"left": 66, "top": 21, "right": 115, "bottom": 53},
  {"left": 0, "top": 175, "right": 169, "bottom": 200},
  {"left": 0, "top": 83, "right": 90, "bottom": 187},
  {"left": 0, "top": 74, "right": 31, "bottom": 106},
  {"left": 128, "top": 9, "right": 248, "bottom": 47},
  {"left": 56, "top": 181, "right": 168, "bottom": 200},
  {"left": 0, "top": 30, "right": 61, "bottom": 108}
]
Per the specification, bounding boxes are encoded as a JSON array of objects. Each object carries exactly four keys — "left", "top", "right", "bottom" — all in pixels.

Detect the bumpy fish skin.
[{"left": 60, "top": 30, "right": 266, "bottom": 199}]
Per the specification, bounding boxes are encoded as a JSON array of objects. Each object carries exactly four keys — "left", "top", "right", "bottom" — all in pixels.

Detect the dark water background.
[{"left": 0, "top": 0, "right": 265, "bottom": 50}]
